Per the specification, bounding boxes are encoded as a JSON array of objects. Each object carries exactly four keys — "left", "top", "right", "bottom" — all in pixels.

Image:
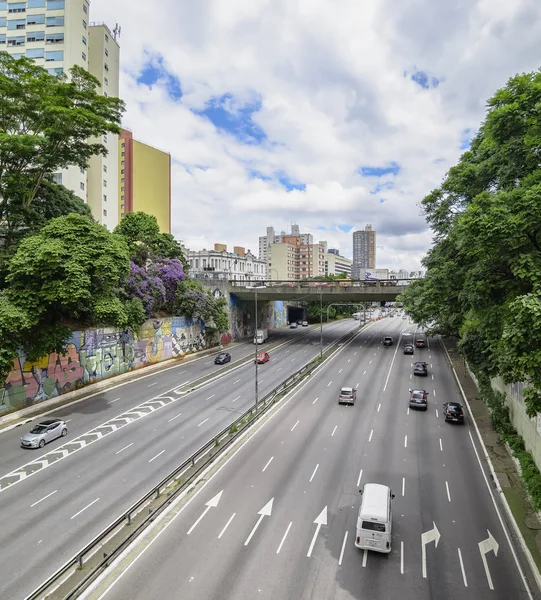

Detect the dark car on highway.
[
  {"left": 214, "top": 352, "right": 231, "bottom": 365},
  {"left": 383, "top": 336, "right": 394, "bottom": 346},
  {"left": 443, "top": 402, "right": 465, "bottom": 424},
  {"left": 403, "top": 344, "right": 414, "bottom": 355},
  {"left": 409, "top": 389, "right": 428, "bottom": 410},
  {"left": 415, "top": 338, "right": 426, "bottom": 348},
  {"left": 414, "top": 361, "right": 428, "bottom": 376}
]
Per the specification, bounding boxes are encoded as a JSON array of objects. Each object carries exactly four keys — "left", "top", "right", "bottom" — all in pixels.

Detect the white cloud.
[{"left": 91, "top": 0, "right": 541, "bottom": 270}]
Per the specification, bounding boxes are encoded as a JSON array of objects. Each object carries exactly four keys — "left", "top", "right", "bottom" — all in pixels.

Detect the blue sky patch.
[
  {"left": 278, "top": 172, "right": 306, "bottom": 191},
  {"left": 137, "top": 54, "right": 182, "bottom": 101},
  {"left": 192, "top": 93, "right": 267, "bottom": 144},
  {"left": 460, "top": 128, "right": 475, "bottom": 150},
  {"left": 360, "top": 162, "right": 400, "bottom": 178},
  {"left": 337, "top": 224, "right": 352, "bottom": 233},
  {"left": 404, "top": 68, "right": 440, "bottom": 90},
  {"left": 248, "top": 169, "right": 272, "bottom": 181}
]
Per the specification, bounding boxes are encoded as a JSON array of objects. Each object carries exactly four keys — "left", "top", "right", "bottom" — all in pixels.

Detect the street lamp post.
[
  {"left": 320, "top": 286, "right": 323, "bottom": 358},
  {"left": 249, "top": 285, "right": 266, "bottom": 412}
]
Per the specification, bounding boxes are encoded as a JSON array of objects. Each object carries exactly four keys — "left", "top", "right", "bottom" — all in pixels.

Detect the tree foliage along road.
[{"left": 399, "top": 69, "right": 541, "bottom": 416}]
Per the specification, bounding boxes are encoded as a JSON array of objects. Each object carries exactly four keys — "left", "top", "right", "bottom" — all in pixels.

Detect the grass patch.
[{"left": 503, "top": 487, "right": 541, "bottom": 573}]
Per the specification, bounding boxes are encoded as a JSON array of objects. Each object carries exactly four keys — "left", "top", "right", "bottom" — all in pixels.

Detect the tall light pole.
[
  {"left": 249, "top": 285, "right": 266, "bottom": 411},
  {"left": 319, "top": 286, "right": 323, "bottom": 358}
]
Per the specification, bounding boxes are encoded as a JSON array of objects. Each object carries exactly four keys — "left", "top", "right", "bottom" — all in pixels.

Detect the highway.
[
  {"left": 82, "top": 316, "right": 539, "bottom": 600},
  {"left": 0, "top": 319, "right": 359, "bottom": 600}
]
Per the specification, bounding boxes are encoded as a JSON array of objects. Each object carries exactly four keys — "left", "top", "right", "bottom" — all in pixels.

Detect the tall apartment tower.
[
  {"left": 258, "top": 224, "right": 313, "bottom": 264},
  {"left": 352, "top": 224, "right": 376, "bottom": 278},
  {"left": 0, "top": 0, "right": 120, "bottom": 229}
]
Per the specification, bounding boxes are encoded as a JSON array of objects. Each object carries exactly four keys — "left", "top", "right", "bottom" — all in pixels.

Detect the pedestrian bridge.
[{"left": 229, "top": 280, "right": 411, "bottom": 303}]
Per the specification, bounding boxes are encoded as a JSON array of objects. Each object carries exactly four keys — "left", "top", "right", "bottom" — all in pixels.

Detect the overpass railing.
[{"left": 230, "top": 279, "right": 416, "bottom": 289}]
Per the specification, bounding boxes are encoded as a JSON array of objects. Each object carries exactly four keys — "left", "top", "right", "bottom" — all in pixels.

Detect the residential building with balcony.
[
  {"left": 352, "top": 224, "right": 376, "bottom": 278},
  {"left": 187, "top": 244, "right": 267, "bottom": 282},
  {"left": 325, "top": 251, "right": 352, "bottom": 277},
  {"left": 268, "top": 236, "right": 327, "bottom": 280}
]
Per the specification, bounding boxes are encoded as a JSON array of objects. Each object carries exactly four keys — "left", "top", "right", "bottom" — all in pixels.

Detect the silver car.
[
  {"left": 338, "top": 387, "right": 357, "bottom": 405},
  {"left": 21, "top": 419, "right": 68, "bottom": 449}
]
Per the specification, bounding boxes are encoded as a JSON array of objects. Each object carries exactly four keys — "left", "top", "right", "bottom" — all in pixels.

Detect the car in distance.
[
  {"left": 21, "top": 419, "right": 68, "bottom": 449},
  {"left": 443, "top": 402, "right": 465, "bottom": 423},
  {"left": 338, "top": 387, "right": 357, "bottom": 405},
  {"left": 383, "top": 336, "right": 394, "bottom": 346},
  {"left": 255, "top": 351, "right": 270, "bottom": 364},
  {"left": 297, "top": 319, "right": 303, "bottom": 325},
  {"left": 413, "top": 361, "right": 428, "bottom": 376},
  {"left": 290, "top": 322, "right": 298, "bottom": 329},
  {"left": 409, "top": 389, "right": 428, "bottom": 410},
  {"left": 214, "top": 352, "right": 231, "bottom": 365},
  {"left": 302, "top": 320, "right": 308, "bottom": 327},
  {"left": 415, "top": 337, "right": 426, "bottom": 348},
  {"left": 403, "top": 344, "right": 414, "bottom": 355}
]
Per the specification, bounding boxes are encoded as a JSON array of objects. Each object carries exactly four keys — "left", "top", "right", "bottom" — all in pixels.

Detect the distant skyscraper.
[{"left": 352, "top": 225, "right": 376, "bottom": 278}]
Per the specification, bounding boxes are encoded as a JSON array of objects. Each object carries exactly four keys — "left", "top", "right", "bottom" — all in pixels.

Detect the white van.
[{"left": 355, "top": 483, "right": 395, "bottom": 553}]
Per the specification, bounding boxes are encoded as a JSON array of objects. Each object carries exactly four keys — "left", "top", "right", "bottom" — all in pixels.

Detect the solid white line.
[
  {"left": 218, "top": 513, "right": 236, "bottom": 539},
  {"left": 357, "top": 468, "right": 363, "bottom": 487},
  {"left": 377, "top": 403, "right": 381, "bottom": 412},
  {"left": 402, "top": 477, "right": 405, "bottom": 497},
  {"left": 291, "top": 420, "right": 300, "bottom": 432},
  {"left": 368, "top": 430, "right": 373, "bottom": 442},
  {"left": 312, "top": 397, "right": 319, "bottom": 405},
  {"left": 362, "top": 549, "right": 368, "bottom": 567},
  {"left": 439, "top": 438, "right": 443, "bottom": 452},
  {"left": 116, "top": 443, "right": 134, "bottom": 455},
  {"left": 433, "top": 389, "right": 436, "bottom": 397},
  {"left": 339, "top": 369, "right": 343, "bottom": 374},
  {"left": 401, "top": 541, "right": 404, "bottom": 574},
  {"left": 197, "top": 418, "right": 209, "bottom": 427},
  {"left": 327, "top": 381, "right": 332, "bottom": 387},
  {"left": 149, "top": 450, "right": 165, "bottom": 463},
  {"left": 108, "top": 398, "right": 121, "bottom": 404},
  {"left": 338, "top": 531, "right": 349, "bottom": 566},
  {"left": 446, "top": 481, "right": 452, "bottom": 502},
  {"left": 436, "top": 409, "right": 439, "bottom": 418},
  {"left": 277, "top": 522, "right": 293, "bottom": 554},
  {"left": 70, "top": 498, "right": 100, "bottom": 520},
  {"left": 168, "top": 413, "right": 182, "bottom": 422},
  {"left": 147, "top": 382, "right": 157, "bottom": 387},
  {"left": 262, "top": 456, "right": 274, "bottom": 472},
  {"left": 31, "top": 489, "right": 57, "bottom": 507},
  {"left": 309, "top": 464, "right": 319, "bottom": 482},
  {"left": 363, "top": 370, "right": 367, "bottom": 375},
  {"left": 404, "top": 435, "right": 408, "bottom": 448},
  {"left": 232, "top": 396, "right": 241, "bottom": 403},
  {"left": 331, "top": 426, "right": 337, "bottom": 437},
  {"left": 458, "top": 548, "right": 468, "bottom": 587},
  {"left": 206, "top": 394, "right": 215, "bottom": 400},
  {"left": 233, "top": 379, "right": 241, "bottom": 385}
]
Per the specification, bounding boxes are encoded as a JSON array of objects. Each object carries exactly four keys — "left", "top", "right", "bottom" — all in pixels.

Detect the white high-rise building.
[{"left": 0, "top": 0, "right": 120, "bottom": 229}]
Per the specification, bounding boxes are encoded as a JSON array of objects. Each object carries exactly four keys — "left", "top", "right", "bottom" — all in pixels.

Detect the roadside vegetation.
[{"left": 0, "top": 52, "right": 228, "bottom": 383}]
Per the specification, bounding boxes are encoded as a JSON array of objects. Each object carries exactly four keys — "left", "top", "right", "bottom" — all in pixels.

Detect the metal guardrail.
[
  {"left": 26, "top": 324, "right": 361, "bottom": 600},
  {"left": 229, "top": 279, "right": 413, "bottom": 289}
]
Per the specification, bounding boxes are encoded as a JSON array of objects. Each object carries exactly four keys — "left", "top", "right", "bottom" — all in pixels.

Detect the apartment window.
[
  {"left": 103, "top": 135, "right": 107, "bottom": 143},
  {"left": 8, "top": 3, "right": 26, "bottom": 13},
  {"left": 121, "top": 170, "right": 124, "bottom": 175},
  {"left": 46, "top": 32, "right": 63, "bottom": 43},
  {"left": 28, "top": 0, "right": 46, "bottom": 6},
  {"left": 0, "top": 17, "right": 5, "bottom": 26},
  {"left": 8, "top": 18, "right": 25, "bottom": 29},
  {"left": 121, "top": 151, "right": 125, "bottom": 156},
  {"left": 104, "top": 77, "right": 108, "bottom": 85},
  {"left": 47, "top": 66, "right": 63, "bottom": 75},
  {"left": 103, "top": 179, "right": 107, "bottom": 187},
  {"left": 121, "top": 160, "right": 124, "bottom": 166},
  {"left": 103, "top": 194, "right": 107, "bottom": 202},
  {"left": 45, "top": 50, "right": 63, "bottom": 61},
  {"left": 28, "top": 14, "right": 46, "bottom": 27},
  {"left": 11, "top": 51, "right": 23, "bottom": 58},
  {"left": 0, "top": 2, "right": 6, "bottom": 9},
  {"left": 82, "top": 18, "right": 86, "bottom": 29},
  {"left": 121, "top": 204, "right": 124, "bottom": 210},
  {"left": 47, "top": 0, "right": 65, "bottom": 9},
  {"left": 103, "top": 165, "right": 107, "bottom": 173},
  {"left": 103, "top": 91, "right": 107, "bottom": 97},
  {"left": 0, "top": 34, "right": 5, "bottom": 44},
  {"left": 46, "top": 15, "right": 63, "bottom": 26},
  {"left": 104, "top": 63, "right": 109, "bottom": 71},
  {"left": 121, "top": 196, "right": 124, "bottom": 201},
  {"left": 52, "top": 172, "right": 62, "bottom": 184},
  {"left": 104, "top": 33, "right": 108, "bottom": 42},
  {"left": 121, "top": 186, "right": 124, "bottom": 192},
  {"left": 7, "top": 35, "right": 24, "bottom": 45},
  {"left": 103, "top": 209, "right": 107, "bottom": 216},
  {"left": 104, "top": 48, "right": 108, "bottom": 56},
  {"left": 26, "top": 47, "right": 43, "bottom": 58},
  {"left": 80, "top": 181, "right": 84, "bottom": 190},
  {"left": 82, "top": 2, "right": 87, "bottom": 13},
  {"left": 81, "top": 35, "right": 86, "bottom": 45},
  {"left": 81, "top": 51, "right": 85, "bottom": 61},
  {"left": 80, "top": 167, "right": 85, "bottom": 173}
]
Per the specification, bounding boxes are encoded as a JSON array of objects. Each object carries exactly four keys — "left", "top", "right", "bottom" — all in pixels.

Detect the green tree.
[
  {"left": 0, "top": 52, "right": 124, "bottom": 251},
  {"left": 175, "top": 279, "right": 229, "bottom": 332}
]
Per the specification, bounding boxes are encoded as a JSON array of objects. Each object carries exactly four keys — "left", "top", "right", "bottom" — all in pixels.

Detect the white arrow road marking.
[
  {"left": 479, "top": 530, "right": 499, "bottom": 590},
  {"left": 245, "top": 498, "right": 274, "bottom": 546},
  {"left": 307, "top": 506, "right": 327, "bottom": 557},
  {"left": 458, "top": 548, "right": 468, "bottom": 587},
  {"left": 421, "top": 522, "right": 441, "bottom": 578},
  {"left": 187, "top": 490, "right": 223, "bottom": 535}
]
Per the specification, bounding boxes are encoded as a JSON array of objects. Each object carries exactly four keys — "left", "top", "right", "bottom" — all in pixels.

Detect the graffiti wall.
[
  {"left": 1, "top": 316, "right": 210, "bottom": 414},
  {"left": 272, "top": 301, "right": 287, "bottom": 328},
  {"left": 229, "top": 294, "right": 273, "bottom": 341}
]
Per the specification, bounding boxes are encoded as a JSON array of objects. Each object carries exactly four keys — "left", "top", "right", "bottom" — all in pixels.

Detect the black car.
[
  {"left": 383, "top": 336, "right": 394, "bottom": 346},
  {"left": 443, "top": 402, "right": 465, "bottom": 423},
  {"left": 414, "top": 361, "right": 428, "bottom": 376},
  {"left": 409, "top": 389, "right": 428, "bottom": 410},
  {"left": 214, "top": 352, "right": 231, "bottom": 365},
  {"left": 403, "top": 344, "right": 414, "bottom": 355}
]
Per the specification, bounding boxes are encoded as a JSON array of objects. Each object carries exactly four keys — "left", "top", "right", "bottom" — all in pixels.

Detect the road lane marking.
[
  {"left": 369, "top": 430, "right": 374, "bottom": 442},
  {"left": 312, "top": 397, "right": 319, "bottom": 405},
  {"left": 277, "top": 367, "right": 282, "bottom": 372},
  {"left": 108, "top": 398, "right": 121, "bottom": 404},
  {"left": 309, "top": 464, "right": 319, "bottom": 483},
  {"left": 331, "top": 426, "right": 337, "bottom": 437},
  {"left": 218, "top": 513, "right": 236, "bottom": 539},
  {"left": 206, "top": 394, "right": 215, "bottom": 400},
  {"left": 147, "top": 382, "right": 157, "bottom": 387},
  {"left": 232, "top": 396, "right": 241, "bottom": 403},
  {"left": 348, "top": 359, "right": 351, "bottom": 363},
  {"left": 354, "top": 352, "right": 357, "bottom": 355},
  {"left": 407, "top": 407, "right": 410, "bottom": 416},
  {"left": 362, "top": 549, "right": 368, "bottom": 567},
  {"left": 402, "top": 477, "right": 405, "bottom": 497},
  {"left": 339, "top": 369, "right": 343, "bottom": 373},
  {"left": 116, "top": 443, "right": 134, "bottom": 454},
  {"left": 479, "top": 531, "right": 499, "bottom": 590},
  {"left": 307, "top": 507, "right": 327, "bottom": 557},
  {"left": 401, "top": 541, "right": 404, "bottom": 574},
  {"left": 149, "top": 450, "right": 165, "bottom": 463},
  {"left": 31, "top": 489, "right": 57, "bottom": 507},
  {"left": 339, "top": 531, "right": 349, "bottom": 566},
  {"left": 404, "top": 435, "right": 408, "bottom": 448},
  {"left": 377, "top": 403, "right": 381, "bottom": 412},
  {"left": 291, "top": 420, "right": 300, "bottom": 432},
  {"left": 458, "top": 548, "right": 468, "bottom": 587},
  {"left": 439, "top": 438, "right": 443, "bottom": 452},
  {"left": 357, "top": 469, "right": 363, "bottom": 487},
  {"left": 433, "top": 389, "right": 436, "bottom": 397},
  {"left": 327, "top": 380, "right": 332, "bottom": 387},
  {"left": 71, "top": 498, "right": 100, "bottom": 520},
  {"left": 446, "top": 481, "right": 452, "bottom": 502},
  {"left": 262, "top": 457, "right": 274, "bottom": 472},
  {"left": 188, "top": 491, "right": 223, "bottom": 535},
  {"left": 436, "top": 409, "right": 439, "bottom": 418},
  {"left": 373, "top": 352, "right": 377, "bottom": 356},
  {"left": 277, "top": 522, "right": 293, "bottom": 554},
  {"left": 233, "top": 379, "right": 241, "bottom": 385},
  {"left": 432, "top": 375, "right": 434, "bottom": 380},
  {"left": 369, "top": 360, "right": 372, "bottom": 365},
  {"left": 197, "top": 418, "right": 209, "bottom": 427},
  {"left": 363, "top": 370, "right": 367, "bottom": 375},
  {"left": 355, "top": 383, "right": 359, "bottom": 389},
  {"left": 245, "top": 498, "right": 274, "bottom": 546}
]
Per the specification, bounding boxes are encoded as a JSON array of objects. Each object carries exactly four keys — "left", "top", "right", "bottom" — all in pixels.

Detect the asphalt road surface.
[
  {"left": 82, "top": 316, "right": 539, "bottom": 600},
  {"left": 0, "top": 320, "right": 359, "bottom": 600}
]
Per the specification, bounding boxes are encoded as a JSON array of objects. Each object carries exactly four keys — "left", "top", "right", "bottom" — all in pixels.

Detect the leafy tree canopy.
[{"left": 175, "top": 279, "right": 229, "bottom": 332}]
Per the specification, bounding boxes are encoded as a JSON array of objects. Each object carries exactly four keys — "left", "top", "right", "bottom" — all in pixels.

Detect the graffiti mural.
[{"left": 1, "top": 316, "right": 211, "bottom": 414}]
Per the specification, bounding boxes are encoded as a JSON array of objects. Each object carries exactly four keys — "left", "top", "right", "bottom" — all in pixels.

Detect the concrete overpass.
[{"left": 229, "top": 279, "right": 410, "bottom": 303}]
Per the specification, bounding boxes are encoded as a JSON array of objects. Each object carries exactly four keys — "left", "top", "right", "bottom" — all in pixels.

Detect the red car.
[{"left": 255, "top": 352, "right": 270, "bottom": 364}]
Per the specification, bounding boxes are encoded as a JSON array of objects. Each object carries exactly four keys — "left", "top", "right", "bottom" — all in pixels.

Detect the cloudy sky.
[{"left": 92, "top": 0, "right": 541, "bottom": 269}]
